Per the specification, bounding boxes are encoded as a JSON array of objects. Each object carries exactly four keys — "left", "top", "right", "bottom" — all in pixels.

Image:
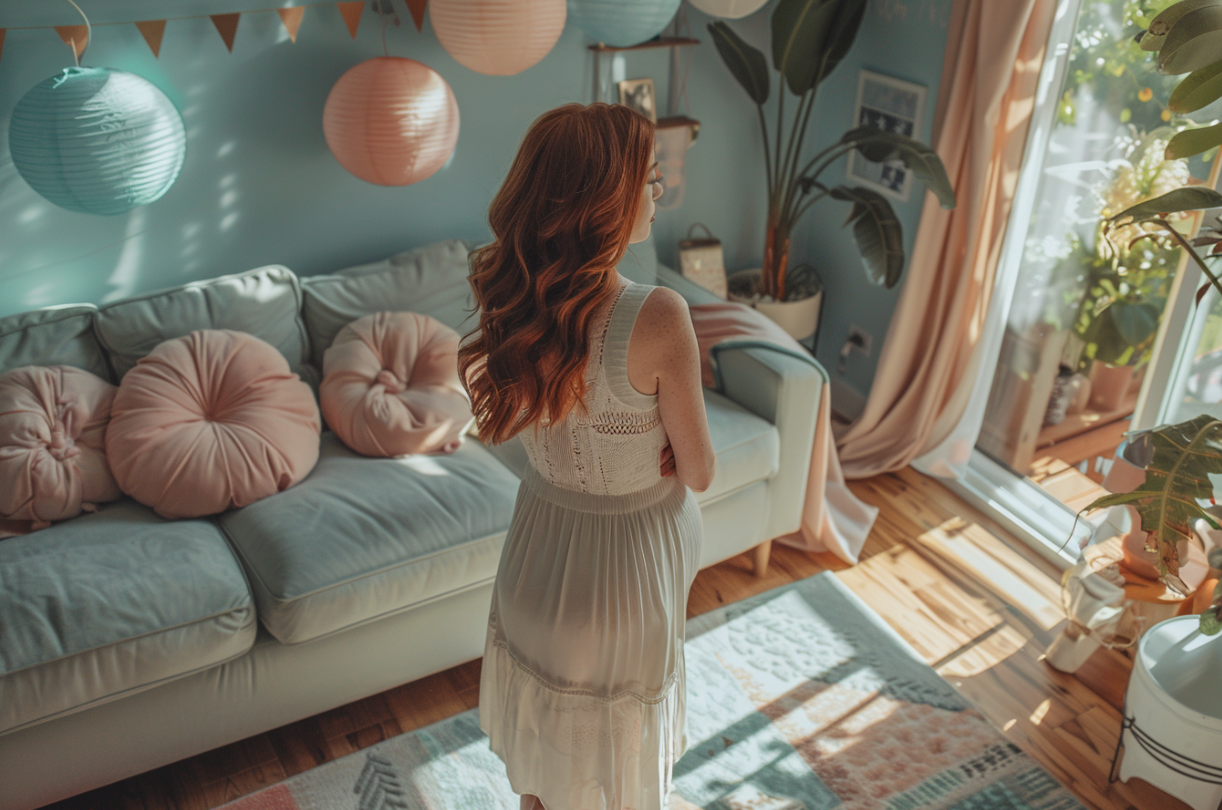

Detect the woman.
[{"left": 458, "top": 102, "right": 716, "bottom": 810}]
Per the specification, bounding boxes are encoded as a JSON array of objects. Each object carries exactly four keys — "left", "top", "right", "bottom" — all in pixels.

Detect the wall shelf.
[{"left": 588, "top": 36, "right": 700, "bottom": 53}]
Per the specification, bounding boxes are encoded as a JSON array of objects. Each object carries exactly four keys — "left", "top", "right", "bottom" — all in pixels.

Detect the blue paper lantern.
[
  {"left": 8, "top": 67, "right": 187, "bottom": 216},
  {"left": 567, "top": 0, "right": 683, "bottom": 48}
]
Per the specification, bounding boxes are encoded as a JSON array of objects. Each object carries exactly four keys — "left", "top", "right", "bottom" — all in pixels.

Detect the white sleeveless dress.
[{"left": 479, "top": 281, "right": 703, "bottom": 810}]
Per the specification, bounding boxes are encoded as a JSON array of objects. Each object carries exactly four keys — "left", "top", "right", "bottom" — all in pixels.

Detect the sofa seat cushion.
[
  {"left": 481, "top": 387, "right": 778, "bottom": 505},
  {"left": 217, "top": 432, "right": 519, "bottom": 644},
  {"left": 0, "top": 499, "right": 256, "bottom": 735}
]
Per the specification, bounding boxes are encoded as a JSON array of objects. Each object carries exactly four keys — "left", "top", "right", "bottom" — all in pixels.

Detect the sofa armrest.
[
  {"left": 714, "top": 343, "right": 825, "bottom": 542},
  {"left": 656, "top": 263, "right": 827, "bottom": 543}
]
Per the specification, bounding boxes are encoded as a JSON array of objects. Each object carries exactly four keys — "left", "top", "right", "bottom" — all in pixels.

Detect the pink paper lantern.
[
  {"left": 323, "top": 57, "right": 460, "bottom": 186},
  {"left": 430, "top": 0, "right": 566, "bottom": 76}
]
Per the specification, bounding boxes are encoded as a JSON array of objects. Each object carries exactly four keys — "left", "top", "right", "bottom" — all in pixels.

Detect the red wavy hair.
[{"left": 458, "top": 102, "right": 656, "bottom": 446}]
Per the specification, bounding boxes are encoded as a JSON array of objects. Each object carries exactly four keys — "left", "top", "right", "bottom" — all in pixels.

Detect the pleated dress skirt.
[{"left": 479, "top": 462, "right": 703, "bottom": 810}]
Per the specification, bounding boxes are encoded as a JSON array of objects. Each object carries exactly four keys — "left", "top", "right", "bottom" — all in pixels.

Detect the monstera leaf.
[{"left": 1079, "top": 414, "right": 1222, "bottom": 596}]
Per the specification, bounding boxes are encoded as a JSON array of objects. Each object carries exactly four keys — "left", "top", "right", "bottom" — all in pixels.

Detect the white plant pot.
[
  {"left": 1117, "top": 614, "right": 1222, "bottom": 810},
  {"left": 726, "top": 268, "right": 822, "bottom": 342}
]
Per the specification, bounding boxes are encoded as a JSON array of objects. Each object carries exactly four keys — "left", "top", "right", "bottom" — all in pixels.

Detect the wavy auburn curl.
[{"left": 458, "top": 102, "right": 656, "bottom": 446}]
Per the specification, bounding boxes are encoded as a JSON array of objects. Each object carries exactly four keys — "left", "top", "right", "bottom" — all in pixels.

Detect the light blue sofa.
[{"left": 0, "top": 238, "right": 824, "bottom": 809}]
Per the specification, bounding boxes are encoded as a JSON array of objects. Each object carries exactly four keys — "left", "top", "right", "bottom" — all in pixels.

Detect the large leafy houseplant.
[
  {"left": 1063, "top": 0, "right": 1222, "bottom": 636},
  {"left": 707, "top": 0, "right": 955, "bottom": 303},
  {"left": 1084, "top": 184, "right": 1222, "bottom": 631}
]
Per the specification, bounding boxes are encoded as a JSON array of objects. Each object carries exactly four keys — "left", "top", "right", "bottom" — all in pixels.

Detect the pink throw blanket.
[{"left": 690, "top": 301, "right": 879, "bottom": 565}]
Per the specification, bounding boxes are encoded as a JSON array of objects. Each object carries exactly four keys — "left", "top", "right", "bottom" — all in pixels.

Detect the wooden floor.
[{"left": 50, "top": 467, "right": 1188, "bottom": 810}]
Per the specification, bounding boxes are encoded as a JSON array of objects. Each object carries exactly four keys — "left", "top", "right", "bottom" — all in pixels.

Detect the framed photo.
[
  {"left": 845, "top": 70, "right": 927, "bottom": 203},
  {"left": 618, "top": 78, "right": 657, "bottom": 124}
]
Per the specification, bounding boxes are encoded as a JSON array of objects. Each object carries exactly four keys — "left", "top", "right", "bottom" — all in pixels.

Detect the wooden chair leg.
[{"left": 753, "top": 539, "right": 772, "bottom": 578}]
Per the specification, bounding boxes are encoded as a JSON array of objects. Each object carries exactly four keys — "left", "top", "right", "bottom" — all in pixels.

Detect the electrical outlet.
[{"left": 848, "top": 325, "right": 872, "bottom": 357}]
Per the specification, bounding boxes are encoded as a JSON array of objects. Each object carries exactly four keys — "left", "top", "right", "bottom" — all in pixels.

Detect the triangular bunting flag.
[
  {"left": 406, "top": 0, "right": 427, "bottom": 33},
  {"left": 0, "top": 30, "right": 5, "bottom": 65},
  {"left": 54, "top": 25, "right": 89, "bottom": 59},
  {"left": 211, "top": 13, "right": 240, "bottom": 52},
  {"left": 337, "top": 1, "right": 364, "bottom": 39},
  {"left": 277, "top": 7, "right": 305, "bottom": 43},
  {"left": 135, "top": 20, "right": 166, "bottom": 57}
]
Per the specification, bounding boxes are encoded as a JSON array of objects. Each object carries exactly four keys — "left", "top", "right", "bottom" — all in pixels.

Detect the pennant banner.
[
  {"left": 211, "top": 13, "right": 240, "bottom": 52},
  {"left": 337, "top": 1, "right": 363, "bottom": 39},
  {"left": 135, "top": 20, "right": 166, "bottom": 58},
  {"left": 406, "top": 0, "right": 427, "bottom": 33},
  {"left": 54, "top": 25, "right": 89, "bottom": 59},
  {"left": 277, "top": 7, "right": 305, "bottom": 43}
]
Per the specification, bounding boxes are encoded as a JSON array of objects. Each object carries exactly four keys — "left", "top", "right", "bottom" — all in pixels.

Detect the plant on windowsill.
[{"left": 706, "top": 0, "right": 955, "bottom": 340}]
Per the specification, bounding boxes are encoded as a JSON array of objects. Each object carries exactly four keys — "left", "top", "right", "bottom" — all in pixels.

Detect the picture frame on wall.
[
  {"left": 618, "top": 78, "right": 657, "bottom": 124},
  {"left": 845, "top": 70, "right": 927, "bottom": 203}
]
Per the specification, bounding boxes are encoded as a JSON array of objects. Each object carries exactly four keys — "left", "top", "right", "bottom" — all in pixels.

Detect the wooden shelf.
[
  {"left": 588, "top": 36, "right": 700, "bottom": 53},
  {"left": 1036, "top": 390, "right": 1138, "bottom": 449}
]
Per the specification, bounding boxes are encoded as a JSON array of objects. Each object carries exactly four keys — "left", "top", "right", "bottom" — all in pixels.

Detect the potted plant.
[{"left": 706, "top": 0, "right": 955, "bottom": 340}]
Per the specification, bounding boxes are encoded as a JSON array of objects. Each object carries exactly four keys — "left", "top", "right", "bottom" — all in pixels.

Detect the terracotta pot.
[
  {"left": 727, "top": 268, "right": 822, "bottom": 342},
  {"left": 1087, "top": 360, "right": 1135, "bottom": 411}
]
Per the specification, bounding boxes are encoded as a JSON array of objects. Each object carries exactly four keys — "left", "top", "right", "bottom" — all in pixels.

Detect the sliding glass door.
[{"left": 949, "top": 0, "right": 1222, "bottom": 565}]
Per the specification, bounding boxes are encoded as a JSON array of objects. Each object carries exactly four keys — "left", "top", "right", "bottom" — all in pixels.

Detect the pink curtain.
[
  {"left": 692, "top": 303, "right": 878, "bottom": 564},
  {"left": 833, "top": 0, "right": 1058, "bottom": 478}
]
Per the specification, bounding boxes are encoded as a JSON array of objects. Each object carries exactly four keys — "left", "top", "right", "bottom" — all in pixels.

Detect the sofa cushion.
[
  {"left": 0, "top": 499, "right": 256, "bottom": 735},
  {"left": 106, "top": 330, "right": 322, "bottom": 519},
  {"left": 481, "top": 387, "right": 778, "bottom": 504},
  {"left": 91, "top": 265, "right": 315, "bottom": 390},
  {"left": 0, "top": 305, "right": 113, "bottom": 383},
  {"left": 0, "top": 365, "right": 122, "bottom": 535},
  {"left": 301, "top": 239, "right": 475, "bottom": 370},
  {"left": 321, "top": 312, "right": 472, "bottom": 457},
  {"left": 217, "top": 431, "right": 519, "bottom": 644}
]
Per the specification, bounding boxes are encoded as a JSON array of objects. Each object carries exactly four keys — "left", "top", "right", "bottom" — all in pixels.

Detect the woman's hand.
[{"left": 660, "top": 442, "right": 675, "bottom": 477}]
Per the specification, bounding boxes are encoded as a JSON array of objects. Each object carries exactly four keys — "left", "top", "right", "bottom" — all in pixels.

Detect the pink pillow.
[
  {"left": 0, "top": 366, "right": 122, "bottom": 536},
  {"left": 689, "top": 301, "right": 807, "bottom": 388},
  {"left": 321, "top": 311, "right": 472, "bottom": 457},
  {"left": 106, "top": 330, "right": 321, "bottom": 519}
]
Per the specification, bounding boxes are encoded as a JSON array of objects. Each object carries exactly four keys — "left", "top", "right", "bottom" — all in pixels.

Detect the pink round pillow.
[
  {"left": 0, "top": 365, "right": 122, "bottom": 535},
  {"left": 106, "top": 330, "right": 321, "bottom": 519},
  {"left": 321, "top": 311, "right": 472, "bottom": 458}
]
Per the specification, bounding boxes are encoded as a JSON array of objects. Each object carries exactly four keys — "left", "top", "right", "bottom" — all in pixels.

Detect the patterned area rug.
[{"left": 219, "top": 572, "right": 1084, "bottom": 810}]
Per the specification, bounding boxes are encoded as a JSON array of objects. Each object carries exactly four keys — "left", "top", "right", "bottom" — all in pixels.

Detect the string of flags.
[{"left": 0, "top": 0, "right": 431, "bottom": 63}]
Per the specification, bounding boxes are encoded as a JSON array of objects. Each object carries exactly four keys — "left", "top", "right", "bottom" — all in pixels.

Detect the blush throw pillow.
[
  {"left": 106, "top": 330, "right": 321, "bottom": 519},
  {"left": 321, "top": 311, "right": 473, "bottom": 457},
  {"left": 0, "top": 365, "right": 122, "bottom": 536}
]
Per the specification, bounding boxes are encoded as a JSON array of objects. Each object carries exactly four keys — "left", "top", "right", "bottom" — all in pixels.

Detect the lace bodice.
[{"left": 517, "top": 282, "right": 670, "bottom": 496}]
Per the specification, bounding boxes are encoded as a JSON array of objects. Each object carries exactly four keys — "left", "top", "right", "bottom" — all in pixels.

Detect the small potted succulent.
[{"left": 707, "top": 0, "right": 955, "bottom": 341}]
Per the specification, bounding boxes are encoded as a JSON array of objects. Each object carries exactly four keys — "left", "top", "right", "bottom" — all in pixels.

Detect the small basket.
[{"left": 678, "top": 223, "right": 726, "bottom": 299}]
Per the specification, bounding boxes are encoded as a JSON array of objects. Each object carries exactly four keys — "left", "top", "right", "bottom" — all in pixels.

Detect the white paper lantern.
[{"left": 687, "top": 0, "right": 769, "bottom": 18}]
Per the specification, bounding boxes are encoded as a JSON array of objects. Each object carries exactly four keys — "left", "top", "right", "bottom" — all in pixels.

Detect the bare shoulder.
[
  {"left": 626, "top": 286, "right": 693, "bottom": 396},
  {"left": 634, "top": 286, "right": 689, "bottom": 336}
]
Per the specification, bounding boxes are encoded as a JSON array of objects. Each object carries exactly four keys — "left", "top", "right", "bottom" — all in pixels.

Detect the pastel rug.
[{"left": 219, "top": 572, "right": 1084, "bottom": 810}]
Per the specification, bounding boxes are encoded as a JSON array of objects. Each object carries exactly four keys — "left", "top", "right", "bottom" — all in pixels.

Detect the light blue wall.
[{"left": 0, "top": 0, "right": 951, "bottom": 405}]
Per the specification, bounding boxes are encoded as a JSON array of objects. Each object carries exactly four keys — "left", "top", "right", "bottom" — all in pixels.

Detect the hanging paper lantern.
[
  {"left": 567, "top": 0, "right": 683, "bottom": 47},
  {"left": 687, "top": 0, "right": 768, "bottom": 18},
  {"left": 323, "top": 57, "right": 460, "bottom": 187},
  {"left": 8, "top": 67, "right": 187, "bottom": 216},
  {"left": 431, "top": 0, "right": 566, "bottom": 76}
]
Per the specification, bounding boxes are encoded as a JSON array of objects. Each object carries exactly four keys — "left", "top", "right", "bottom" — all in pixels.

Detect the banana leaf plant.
[
  {"left": 1080, "top": 184, "right": 1222, "bottom": 632},
  {"left": 1135, "top": 0, "right": 1222, "bottom": 160},
  {"left": 708, "top": 0, "right": 955, "bottom": 302}
]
